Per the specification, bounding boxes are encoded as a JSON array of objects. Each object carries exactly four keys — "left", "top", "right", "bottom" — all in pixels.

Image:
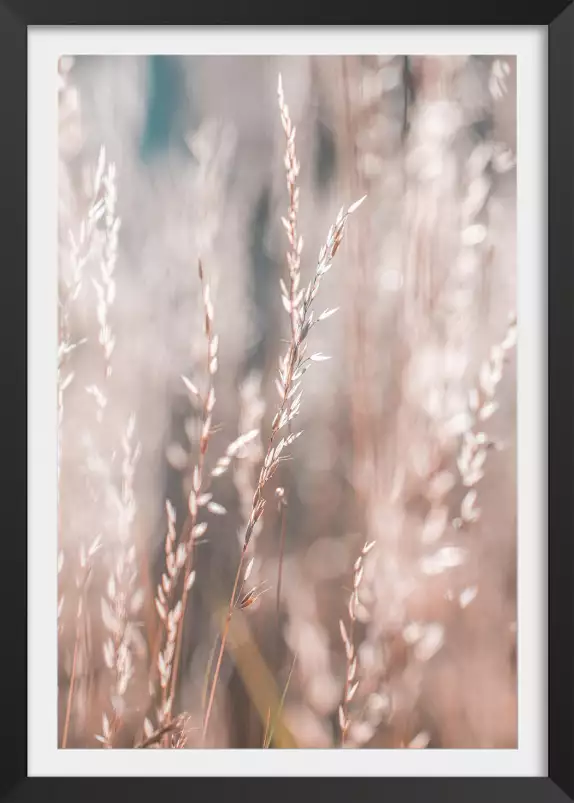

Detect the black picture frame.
[{"left": 4, "top": 4, "right": 572, "bottom": 802}]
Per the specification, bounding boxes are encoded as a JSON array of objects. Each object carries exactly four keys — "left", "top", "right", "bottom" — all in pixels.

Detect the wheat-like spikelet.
[
  {"left": 152, "top": 258, "right": 261, "bottom": 731},
  {"left": 277, "top": 74, "right": 303, "bottom": 347},
  {"left": 396, "top": 304, "right": 515, "bottom": 745},
  {"left": 201, "top": 76, "right": 366, "bottom": 744},
  {"left": 489, "top": 59, "right": 511, "bottom": 101},
  {"left": 165, "top": 120, "right": 238, "bottom": 488},
  {"left": 165, "top": 259, "right": 219, "bottom": 717},
  {"left": 58, "top": 146, "right": 108, "bottom": 491},
  {"left": 85, "top": 148, "right": 119, "bottom": 420},
  {"left": 338, "top": 540, "right": 375, "bottom": 747},
  {"left": 276, "top": 73, "right": 302, "bottom": 610},
  {"left": 397, "top": 135, "right": 500, "bottom": 620},
  {"left": 98, "top": 415, "right": 142, "bottom": 744},
  {"left": 60, "top": 533, "right": 102, "bottom": 747},
  {"left": 200, "top": 199, "right": 364, "bottom": 737},
  {"left": 58, "top": 145, "right": 108, "bottom": 480},
  {"left": 59, "top": 147, "right": 123, "bottom": 748},
  {"left": 92, "top": 153, "right": 119, "bottom": 383},
  {"left": 74, "top": 153, "right": 146, "bottom": 746},
  {"left": 233, "top": 374, "right": 266, "bottom": 581},
  {"left": 454, "top": 312, "right": 517, "bottom": 529},
  {"left": 154, "top": 501, "right": 187, "bottom": 714},
  {"left": 57, "top": 131, "right": 96, "bottom": 627},
  {"left": 339, "top": 59, "right": 512, "bottom": 749}
]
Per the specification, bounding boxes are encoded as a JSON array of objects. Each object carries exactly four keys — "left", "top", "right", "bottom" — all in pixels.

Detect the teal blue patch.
[{"left": 140, "top": 56, "right": 186, "bottom": 161}]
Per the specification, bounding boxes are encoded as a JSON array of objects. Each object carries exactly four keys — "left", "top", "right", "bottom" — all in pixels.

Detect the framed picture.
[{"left": 8, "top": 3, "right": 572, "bottom": 802}]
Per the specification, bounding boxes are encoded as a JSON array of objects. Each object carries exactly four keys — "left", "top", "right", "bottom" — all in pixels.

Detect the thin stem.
[
  {"left": 201, "top": 632, "right": 220, "bottom": 714},
  {"left": 263, "top": 652, "right": 297, "bottom": 748},
  {"left": 202, "top": 543, "right": 247, "bottom": 743},
  {"left": 61, "top": 626, "right": 80, "bottom": 748},
  {"left": 135, "top": 716, "right": 185, "bottom": 749},
  {"left": 276, "top": 502, "right": 287, "bottom": 616},
  {"left": 263, "top": 708, "right": 271, "bottom": 749},
  {"left": 164, "top": 259, "right": 215, "bottom": 717}
]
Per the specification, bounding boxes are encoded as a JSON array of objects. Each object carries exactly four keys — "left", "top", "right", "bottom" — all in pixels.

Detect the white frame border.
[{"left": 28, "top": 25, "right": 546, "bottom": 776}]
